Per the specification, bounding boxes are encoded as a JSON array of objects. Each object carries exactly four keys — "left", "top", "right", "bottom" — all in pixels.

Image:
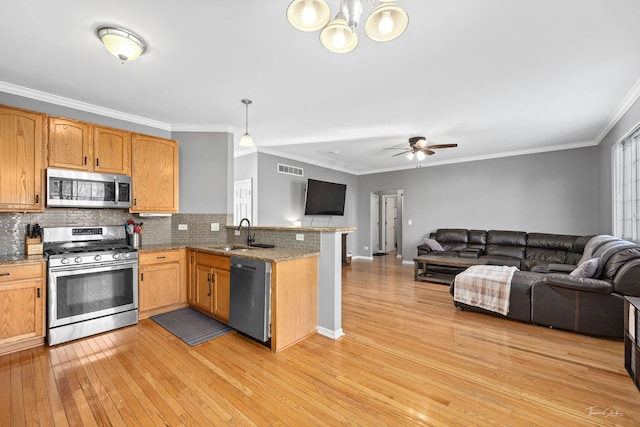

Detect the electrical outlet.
[
  {"left": 408, "top": 219, "right": 413, "bottom": 225},
  {"left": 364, "top": 246, "right": 369, "bottom": 251},
  {"left": 178, "top": 224, "right": 188, "bottom": 231},
  {"left": 210, "top": 223, "right": 219, "bottom": 231},
  {"left": 234, "top": 230, "right": 241, "bottom": 236},
  {"left": 296, "top": 233, "right": 304, "bottom": 241}
]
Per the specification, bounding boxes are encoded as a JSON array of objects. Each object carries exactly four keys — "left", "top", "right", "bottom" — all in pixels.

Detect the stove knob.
[
  {"left": 122, "top": 252, "right": 130, "bottom": 258},
  {"left": 94, "top": 255, "right": 102, "bottom": 262},
  {"left": 113, "top": 253, "right": 121, "bottom": 260},
  {"left": 61, "top": 258, "right": 70, "bottom": 265},
  {"left": 74, "top": 257, "right": 83, "bottom": 263}
]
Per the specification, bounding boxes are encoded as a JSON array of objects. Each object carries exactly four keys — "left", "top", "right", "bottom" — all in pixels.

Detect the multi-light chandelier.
[{"left": 286, "top": 0, "right": 409, "bottom": 53}]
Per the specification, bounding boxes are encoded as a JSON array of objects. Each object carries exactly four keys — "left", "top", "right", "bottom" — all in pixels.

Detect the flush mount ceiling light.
[
  {"left": 287, "top": 0, "right": 408, "bottom": 53},
  {"left": 239, "top": 99, "right": 255, "bottom": 147},
  {"left": 96, "top": 25, "right": 148, "bottom": 63}
]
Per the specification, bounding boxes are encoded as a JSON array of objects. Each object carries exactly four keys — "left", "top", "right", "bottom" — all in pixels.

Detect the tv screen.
[{"left": 304, "top": 179, "right": 347, "bottom": 216}]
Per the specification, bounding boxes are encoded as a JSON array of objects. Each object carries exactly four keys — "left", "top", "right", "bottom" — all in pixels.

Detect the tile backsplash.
[{"left": 0, "top": 209, "right": 230, "bottom": 257}]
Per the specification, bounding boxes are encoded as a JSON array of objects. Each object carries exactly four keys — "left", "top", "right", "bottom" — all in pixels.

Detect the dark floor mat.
[{"left": 151, "top": 307, "right": 234, "bottom": 346}]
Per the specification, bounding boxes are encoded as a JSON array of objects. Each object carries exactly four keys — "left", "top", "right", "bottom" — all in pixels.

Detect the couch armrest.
[
  {"left": 541, "top": 274, "right": 613, "bottom": 294},
  {"left": 547, "top": 263, "right": 577, "bottom": 273},
  {"left": 417, "top": 244, "right": 433, "bottom": 254}
]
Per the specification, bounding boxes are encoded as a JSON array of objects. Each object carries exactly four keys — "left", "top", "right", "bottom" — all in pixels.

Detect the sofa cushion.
[
  {"left": 468, "top": 230, "right": 487, "bottom": 251},
  {"left": 570, "top": 258, "right": 599, "bottom": 278},
  {"left": 435, "top": 228, "right": 469, "bottom": 252},
  {"left": 485, "top": 230, "right": 527, "bottom": 259},
  {"left": 481, "top": 255, "right": 521, "bottom": 268}
]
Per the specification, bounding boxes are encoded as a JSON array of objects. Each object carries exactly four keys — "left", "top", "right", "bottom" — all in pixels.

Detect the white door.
[
  {"left": 383, "top": 195, "right": 397, "bottom": 252},
  {"left": 371, "top": 194, "right": 380, "bottom": 253},
  {"left": 234, "top": 179, "right": 253, "bottom": 225}
]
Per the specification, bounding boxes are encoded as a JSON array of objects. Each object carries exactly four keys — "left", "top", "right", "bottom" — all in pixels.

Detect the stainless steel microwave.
[{"left": 46, "top": 168, "right": 132, "bottom": 208}]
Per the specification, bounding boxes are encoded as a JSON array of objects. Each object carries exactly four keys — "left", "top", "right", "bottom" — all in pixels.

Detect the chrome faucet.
[{"left": 237, "top": 218, "right": 254, "bottom": 246}]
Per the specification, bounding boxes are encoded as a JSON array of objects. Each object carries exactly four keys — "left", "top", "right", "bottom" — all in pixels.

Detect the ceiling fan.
[{"left": 388, "top": 136, "right": 458, "bottom": 159}]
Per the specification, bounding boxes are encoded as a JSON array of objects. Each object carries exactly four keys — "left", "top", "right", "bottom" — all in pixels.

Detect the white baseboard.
[
  {"left": 402, "top": 259, "right": 413, "bottom": 265},
  {"left": 352, "top": 255, "right": 373, "bottom": 261},
  {"left": 317, "top": 326, "right": 345, "bottom": 340}
]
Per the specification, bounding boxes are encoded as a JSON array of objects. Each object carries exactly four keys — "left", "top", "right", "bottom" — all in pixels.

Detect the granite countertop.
[
  {"left": 0, "top": 254, "right": 46, "bottom": 265},
  {"left": 138, "top": 243, "right": 320, "bottom": 263},
  {"left": 224, "top": 225, "right": 356, "bottom": 233}
]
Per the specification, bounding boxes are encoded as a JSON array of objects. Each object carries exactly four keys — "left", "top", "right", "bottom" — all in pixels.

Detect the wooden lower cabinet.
[
  {"left": 138, "top": 249, "right": 187, "bottom": 318},
  {"left": 190, "top": 253, "right": 230, "bottom": 323},
  {"left": 0, "top": 261, "right": 46, "bottom": 355}
]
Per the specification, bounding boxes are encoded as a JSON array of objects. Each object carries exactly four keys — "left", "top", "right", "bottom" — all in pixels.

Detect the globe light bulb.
[
  {"left": 333, "top": 28, "right": 347, "bottom": 48},
  {"left": 301, "top": 0, "right": 317, "bottom": 25},
  {"left": 406, "top": 152, "right": 415, "bottom": 160},
  {"left": 416, "top": 151, "right": 426, "bottom": 161},
  {"left": 378, "top": 11, "right": 394, "bottom": 35}
]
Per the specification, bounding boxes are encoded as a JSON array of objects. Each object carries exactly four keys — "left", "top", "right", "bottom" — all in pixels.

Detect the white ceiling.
[{"left": 2, "top": 1, "right": 640, "bottom": 175}]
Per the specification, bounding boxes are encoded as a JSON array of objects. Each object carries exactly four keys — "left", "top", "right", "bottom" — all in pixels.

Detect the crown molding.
[
  {"left": 0, "top": 81, "right": 173, "bottom": 131},
  {"left": 595, "top": 75, "right": 640, "bottom": 145},
  {"left": 171, "top": 124, "right": 238, "bottom": 133}
]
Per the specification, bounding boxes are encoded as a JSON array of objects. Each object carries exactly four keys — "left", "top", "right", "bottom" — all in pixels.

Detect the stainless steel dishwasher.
[{"left": 229, "top": 256, "right": 272, "bottom": 342}]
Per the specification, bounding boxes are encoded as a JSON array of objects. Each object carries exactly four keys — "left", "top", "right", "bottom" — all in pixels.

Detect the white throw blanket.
[{"left": 453, "top": 265, "right": 519, "bottom": 315}]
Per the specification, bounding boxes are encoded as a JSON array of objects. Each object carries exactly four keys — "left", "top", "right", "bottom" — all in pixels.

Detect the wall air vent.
[{"left": 277, "top": 163, "right": 304, "bottom": 176}]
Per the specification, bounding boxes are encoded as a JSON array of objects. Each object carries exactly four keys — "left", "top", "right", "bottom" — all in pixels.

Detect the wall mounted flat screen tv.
[{"left": 304, "top": 179, "right": 347, "bottom": 216}]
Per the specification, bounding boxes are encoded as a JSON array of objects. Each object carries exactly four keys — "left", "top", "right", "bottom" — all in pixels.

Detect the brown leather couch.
[{"left": 417, "top": 228, "right": 640, "bottom": 338}]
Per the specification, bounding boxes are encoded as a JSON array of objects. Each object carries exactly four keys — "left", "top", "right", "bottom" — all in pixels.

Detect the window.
[{"left": 613, "top": 127, "right": 640, "bottom": 240}]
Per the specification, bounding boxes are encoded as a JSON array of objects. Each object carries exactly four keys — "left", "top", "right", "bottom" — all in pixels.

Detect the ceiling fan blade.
[
  {"left": 392, "top": 149, "right": 413, "bottom": 157},
  {"left": 425, "top": 143, "right": 458, "bottom": 149},
  {"left": 423, "top": 149, "right": 436, "bottom": 155}
]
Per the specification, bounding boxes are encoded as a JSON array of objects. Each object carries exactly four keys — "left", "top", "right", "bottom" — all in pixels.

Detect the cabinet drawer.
[
  {"left": 196, "top": 253, "right": 230, "bottom": 271},
  {"left": 139, "top": 250, "right": 180, "bottom": 265},
  {"left": 0, "top": 262, "right": 45, "bottom": 284}
]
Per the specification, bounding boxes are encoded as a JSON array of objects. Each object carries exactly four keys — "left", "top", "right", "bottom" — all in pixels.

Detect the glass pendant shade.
[
  {"left": 364, "top": 1, "right": 409, "bottom": 42},
  {"left": 239, "top": 133, "right": 255, "bottom": 147},
  {"left": 320, "top": 16, "right": 359, "bottom": 53},
  {"left": 416, "top": 151, "right": 426, "bottom": 161},
  {"left": 287, "top": 0, "right": 331, "bottom": 32},
  {"left": 96, "top": 26, "right": 147, "bottom": 62}
]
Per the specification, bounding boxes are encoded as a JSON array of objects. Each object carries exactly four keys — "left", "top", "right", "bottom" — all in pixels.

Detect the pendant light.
[
  {"left": 239, "top": 99, "right": 255, "bottom": 147},
  {"left": 364, "top": 0, "right": 409, "bottom": 42},
  {"left": 96, "top": 26, "right": 148, "bottom": 63},
  {"left": 287, "top": 0, "right": 331, "bottom": 32}
]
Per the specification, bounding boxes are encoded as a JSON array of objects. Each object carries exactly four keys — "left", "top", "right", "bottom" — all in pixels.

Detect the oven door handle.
[{"left": 49, "top": 260, "right": 138, "bottom": 273}]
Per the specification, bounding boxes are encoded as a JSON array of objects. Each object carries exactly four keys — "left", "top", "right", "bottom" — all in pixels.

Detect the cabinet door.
[
  {"left": 0, "top": 279, "right": 45, "bottom": 345},
  {"left": 48, "top": 117, "right": 92, "bottom": 171},
  {"left": 193, "top": 264, "right": 214, "bottom": 313},
  {"left": 213, "top": 268, "right": 230, "bottom": 322},
  {"left": 131, "top": 134, "right": 179, "bottom": 212},
  {"left": 0, "top": 106, "right": 45, "bottom": 211},
  {"left": 94, "top": 126, "right": 131, "bottom": 174},
  {"left": 187, "top": 251, "right": 197, "bottom": 304},
  {"left": 139, "top": 263, "right": 181, "bottom": 313}
]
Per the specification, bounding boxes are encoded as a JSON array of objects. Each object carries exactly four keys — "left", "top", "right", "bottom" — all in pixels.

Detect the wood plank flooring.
[{"left": 2, "top": 254, "right": 639, "bottom": 426}]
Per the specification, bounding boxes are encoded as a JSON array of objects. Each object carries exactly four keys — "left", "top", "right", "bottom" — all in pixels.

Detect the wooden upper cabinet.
[
  {"left": 48, "top": 117, "right": 92, "bottom": 171},
  {"left": 49, "top": 118, "right": 131, "bottom": 175},
  {"left": 131, "top": 134, "right": 179, "bottom": 213},
  {"left": 93, "top": 126, "right": 131, "bottom": 174},
  {"left": 0, "top": 105, "right": 45, "bottom": 212}
]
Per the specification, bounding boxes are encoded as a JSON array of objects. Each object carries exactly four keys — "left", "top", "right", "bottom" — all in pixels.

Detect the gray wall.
[
  {"left": 357, "top": 147, "right": 600, "bottom": 260},
  {"left": 597, "top": 98, "right": 640, "bottom": 234},
  {"left": 174, "top": 131, "right": 233, "bottom": 214},
  {"left": 254, "top": 152, "right": 358, "bottom": 251}
]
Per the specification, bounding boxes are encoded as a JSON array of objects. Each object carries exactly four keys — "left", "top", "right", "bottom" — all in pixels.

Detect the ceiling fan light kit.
[
  {"left": 287, "top": 0, "right": 408, "bottom": 53},
  {"left": 96, "top": 25, "right": 148, "bottom": 63}
]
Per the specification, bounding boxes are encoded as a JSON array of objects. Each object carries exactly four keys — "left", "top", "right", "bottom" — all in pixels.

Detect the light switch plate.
[
  {"left": 296, "top": 233, "right": 304, "bottom": 241},
  {"left": 210, "top": 223, "right": 219, "bottom": 231},
  {"left": 178, "top": 224, "right": 188, "bottom": 231},
  {"left": 234, "top": 230, "right": 241, "bottom": 236}
]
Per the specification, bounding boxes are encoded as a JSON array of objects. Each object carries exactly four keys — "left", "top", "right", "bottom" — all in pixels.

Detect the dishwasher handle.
[{"left": 231, "top": 263, "right": 257, "bottom": 271}]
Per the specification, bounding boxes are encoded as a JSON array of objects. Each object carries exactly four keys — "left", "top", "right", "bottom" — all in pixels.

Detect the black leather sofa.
[{"left": 416, "top": 228, "right": 640, "bottom": 338}]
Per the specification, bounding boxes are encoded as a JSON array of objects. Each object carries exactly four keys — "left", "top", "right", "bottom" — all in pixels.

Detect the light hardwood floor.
[{"left": 2, "top": 254, "right": 639, "bottom": 426}]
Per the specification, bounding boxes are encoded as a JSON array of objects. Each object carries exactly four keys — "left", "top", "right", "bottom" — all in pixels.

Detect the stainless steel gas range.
[{"left": 43, "top": 226, "right": 138, "bottom": 345}]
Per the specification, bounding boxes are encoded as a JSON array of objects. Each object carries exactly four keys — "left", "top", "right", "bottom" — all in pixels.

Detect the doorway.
[
  {"left": 382, "top": 195, "right": 397, "bottom": 252},
  {"left": 370, "top": 189, "right": 403, "bottom": 258},
  {"left": 233, "top": 178, "right": 253, "bottom": 225}
]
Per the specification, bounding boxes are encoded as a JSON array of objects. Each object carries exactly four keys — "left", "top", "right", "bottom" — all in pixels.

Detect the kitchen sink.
[{"left": 210, "top": 244, "right": 258, "bottom": 252}]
